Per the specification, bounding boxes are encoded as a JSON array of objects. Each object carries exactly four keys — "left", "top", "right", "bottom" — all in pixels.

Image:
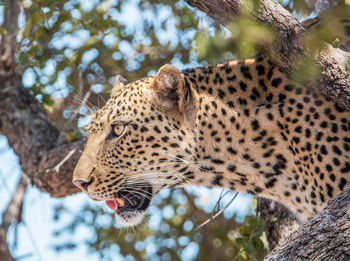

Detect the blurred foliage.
[
  {"left": 52, "top": 189, "right": 267, "bottom": 260},
  {"left": 1, "top": 0, "right": 349, "bottom": 259}
]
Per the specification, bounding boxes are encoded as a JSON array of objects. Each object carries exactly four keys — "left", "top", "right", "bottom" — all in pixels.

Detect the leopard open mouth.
[{"left": 105, "top": 184, "right": 152, "bottom": 214}]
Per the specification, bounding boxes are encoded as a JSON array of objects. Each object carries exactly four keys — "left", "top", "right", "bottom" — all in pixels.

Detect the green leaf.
[
  {"left": 239, "top": 225, "right": 252, "bottom": 237},
  {"left": 0, "top": 26, "right": 7, "bottom": 35},
  {"left": 31, "top": 12, "right": 42, "bottom": 25},
  {"left": 42, "top": 94, "right": 54, "bottom": 106},
  {"left": 18, "top": 52, "right": 29, "bottom": 66}
]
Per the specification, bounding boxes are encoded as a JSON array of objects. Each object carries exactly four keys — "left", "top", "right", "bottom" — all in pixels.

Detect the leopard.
[{"left": 73, "top": 55, "right": 350, "bottom": 227}]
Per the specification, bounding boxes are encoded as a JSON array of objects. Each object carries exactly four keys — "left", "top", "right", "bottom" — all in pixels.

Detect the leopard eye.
[
  {"left": 107, "top": 123, "right": 125, "bottom": 140},
  {"left": 112, "top": 124, "right": 125, "bottom": 137}
]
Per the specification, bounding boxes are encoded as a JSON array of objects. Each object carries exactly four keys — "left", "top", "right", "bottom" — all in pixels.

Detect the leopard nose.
[{"left": 72, "top": 177, "right": 95, "bottom": 191}]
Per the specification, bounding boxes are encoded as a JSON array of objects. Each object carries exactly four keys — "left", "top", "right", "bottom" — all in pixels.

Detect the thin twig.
[
  {"left": 13, "top": 253, "right": 33, "bottom": 260},
  {"left": 213, "top": 189, "right": 231, "bottom": 213},
  {"left": 53, "top": 149, "right": 76, "bottom": 173},
  {"left": 195, "top": 192, "right": 239, "bottom": 230},
  {"left": 78, "top": 68, "right": 83, "bottom": 98}
]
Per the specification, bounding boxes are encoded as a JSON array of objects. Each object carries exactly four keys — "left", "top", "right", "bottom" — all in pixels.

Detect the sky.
[{"left": 0, "top": 0, "right": 254, "bottom": 260}]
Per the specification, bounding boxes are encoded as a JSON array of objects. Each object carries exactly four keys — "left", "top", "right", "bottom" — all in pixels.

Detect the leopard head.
[{"left": 73, "top": 65, "right": 200, "bottom": 226}]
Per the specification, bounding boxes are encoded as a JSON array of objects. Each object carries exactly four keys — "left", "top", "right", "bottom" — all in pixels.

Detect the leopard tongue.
[{"left": 105, "top": 200, "right": 119, "bottom": 211}]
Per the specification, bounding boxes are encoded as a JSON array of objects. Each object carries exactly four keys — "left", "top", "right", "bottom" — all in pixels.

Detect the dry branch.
[{"left": 0, "top": 175, "right": 28, "bottom": 261}]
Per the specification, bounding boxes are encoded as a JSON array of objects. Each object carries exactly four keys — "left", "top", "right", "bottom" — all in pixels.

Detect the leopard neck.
[{"left": 181, "top": 57, "right": 315, "bottom": 219}]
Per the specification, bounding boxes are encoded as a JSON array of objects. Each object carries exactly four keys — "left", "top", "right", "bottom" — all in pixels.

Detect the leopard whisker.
[
  {"left": 125, "top": 171, "right": 188, "bottom": 183},
  {"left": 119, "top": 161, "right": 187, "bottom": 175},
  {"left": 71, "top": 94, "right": 95, "bottom": 114},
  {"left": 118, "top": 188, "right": 153, "bottom": 201},
  {"left": 119, "top": 193, "right": 139, "bottom": 206},
  {"left": 165, "top": 153, "right": 207, "bottom": 172},
  {"left": 125, "top": 173, "right": 191, "bottom": 187}
]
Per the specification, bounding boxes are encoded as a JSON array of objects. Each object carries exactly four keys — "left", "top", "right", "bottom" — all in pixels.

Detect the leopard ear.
[
  {"left": 151, "top": 64, "right": 188, "bottom": 112},
  {"left": 111, "top": 75, "right": 129, "bottom": 97}
]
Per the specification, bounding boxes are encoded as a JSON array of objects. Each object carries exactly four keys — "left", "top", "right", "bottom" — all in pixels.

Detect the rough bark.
[
  {"left": 185, "top": 0, "right": 350, "bottom": 110},
  {"left": 266, "top": 186, "right": 350, "bottom": 260},
  {"left": 0, "top": 73, "right": 82, "bottom": 197},
  {"left": 257, "top": 199, "right": 300, "bottom": 250},
  {"left": 185, "top": 0, "right": 304, "bottom": 69},
  {"left": 0, "top": 0, "right": 19, "bottom": 77},
  {"left": 0, "top": 0, "right": 83, "bottom": 198},
  {"left": 314, "top": 46, "right": 350, "bottom": 110}
]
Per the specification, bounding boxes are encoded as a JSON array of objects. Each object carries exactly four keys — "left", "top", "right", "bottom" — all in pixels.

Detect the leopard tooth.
[{"left": 116, "top": 198, "right": 125, "bottom": 207}]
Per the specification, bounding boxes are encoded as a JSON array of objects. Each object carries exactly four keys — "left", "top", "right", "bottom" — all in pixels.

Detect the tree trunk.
[{"left": 266, "top": 186, "right": 350, "bottom": 260}]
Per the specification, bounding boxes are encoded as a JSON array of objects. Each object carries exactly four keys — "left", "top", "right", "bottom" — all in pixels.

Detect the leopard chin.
[{"left": 115, "top": 210, "right": 147, "bottom": 227}]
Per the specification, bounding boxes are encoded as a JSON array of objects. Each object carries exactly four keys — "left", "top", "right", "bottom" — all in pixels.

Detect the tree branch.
[
  {"left": 36, "top": 139, "right": 84, "bottom": 197},
  {"left": 0, "top": 0, "right": 82, "bottom": 255},
  {"left": 0, "top": 73, "right": 82, "bottom": 197},
  {"left": 0, "top": 0, "right": 82, "bottom": 198},
  {"left": 265, "top": 186, "right": 350, "bottom": 260},
  {"left": 0, "top": 0, "right": 20, "bottom": 77},
  {"left": 313, "top": 45, "right": 350, "bottom": 109},
  {"left": 186, "top": 0, "right": 304, "bottom": 69},
  {"left": 0, "top": 175, "right": 28, "bottom": 261},
  {"left": 185, "top": 0, "right": 350, "bottom": 109},
  {"left": 257, "top": 198, "right": 300, "bottom": 250}
]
